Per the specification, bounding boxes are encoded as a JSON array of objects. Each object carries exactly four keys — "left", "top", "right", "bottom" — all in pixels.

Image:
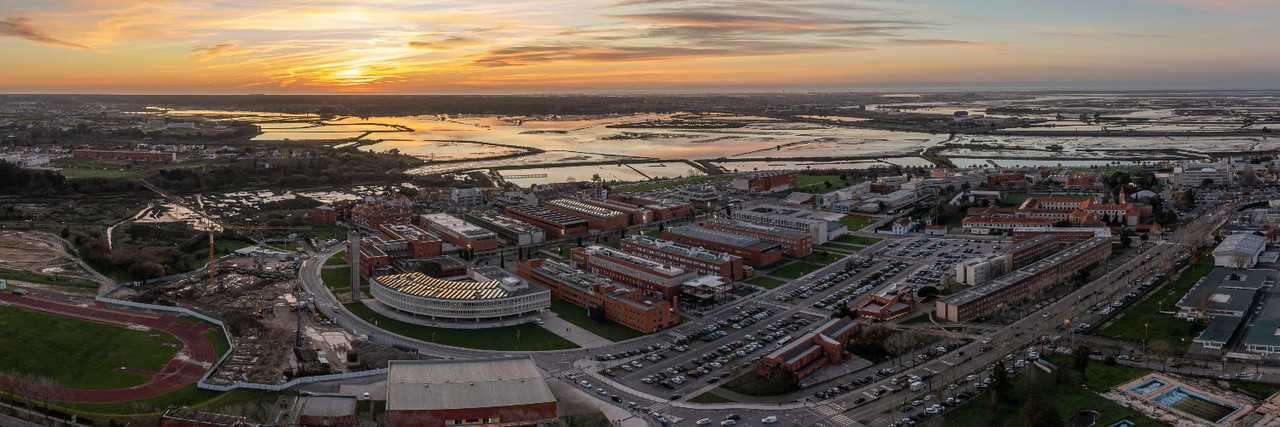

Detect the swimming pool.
[
  {"left": 1128, "top": 378, "right": 1166, "bottom": 396},
  {"left": 1151, "top": 386, "right": 1240, "bottom": 423}
]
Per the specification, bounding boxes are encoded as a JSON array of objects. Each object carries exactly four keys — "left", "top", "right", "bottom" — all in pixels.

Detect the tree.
[
  {"left": 1071, "top": 344, "right": 1091, "bottom": 378},
  {"left": 1018, "top": 394, "right": 1064, "bottom": 427},
  {"left": 1148, "top": 340, "right": 1172, "bottom": 370},
  {"left": 1120, "top": 233, "right": 1133, "bottom": 248},
  {"left": 1242, "top": 164, "right": 1258, "bottom": 187},
  {"left": 990, "top": 361, "right": 1012, "bottom": 404},
  {"left": 1201, "top": 178, "right": 1214, "bottom": 188}
]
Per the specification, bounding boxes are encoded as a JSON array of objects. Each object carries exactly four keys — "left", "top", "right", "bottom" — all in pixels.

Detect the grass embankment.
[
  {"left": 746, "top": 276, "right": 786, "bottom": 289},
  {"left": 721, "top": 372, "right": 799, "bottom": 397},
  {"left": 1094, "top": 251, "right": 1214, "bottom": 354},
  {"left": 321, "top": 265, "right": 370, "bottom": 298},
  {"left": 768, "top": 261, "right": 824, "bottom": 280},
  {"left": 689, "top": 392, "right": 736, "bottom": 404},
  {"left": 0, "top": 305, "right": 181, "bottom": 390},
  {"left": 836, "top": 235, "right": 882, "bottom": 246},
  {"left": 549, "top": 299, "right": 645, "bottom": 342},
  {"left": 0, "top": 267, "right": 97, "bottom": 289},
  {"left": 343, "top": 302, "right": 579, "bottom": 351}
]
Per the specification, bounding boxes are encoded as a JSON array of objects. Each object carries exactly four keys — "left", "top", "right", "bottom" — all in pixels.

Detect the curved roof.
[{"left": 375, "top": 272, "right": 507, "bottom": 300}]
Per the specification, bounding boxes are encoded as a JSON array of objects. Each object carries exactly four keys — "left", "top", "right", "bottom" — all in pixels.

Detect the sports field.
[{"left": 0, "top": 305, "right": 181, "bottom": 390}]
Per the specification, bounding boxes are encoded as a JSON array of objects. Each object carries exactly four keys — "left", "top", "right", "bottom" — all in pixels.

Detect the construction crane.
[{"left": 203, "top": 223, "right": 312, "bottom": 288}]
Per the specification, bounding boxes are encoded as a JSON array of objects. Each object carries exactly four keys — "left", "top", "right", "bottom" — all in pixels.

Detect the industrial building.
[
  {"left": 620, "top": 235, "right": 750, "bottom": 281},
  {"left": 936, "top": 236, "right": 1111, "bottom": 322},
  {"left": 504, "top": 205, "right": 589, "bottom": 239},
  {"left": 463, "top": 212, "right": 546, "bottom": 246},
  {"left": 581, "top": 198, "right": 653, "bottom": 225},
  {"left": 420, "top": 213, "right": 499, "bottom": 251},
  {"left": 731, "top": 203, "right": 847, "bottom": 244},
  {"left": 569, "top": 245, "right": 697, "bottom": 301},
  {"left": 369, "top": 267, "right": 549, "bottom": 321},
  {"left": 1182, "top": 268, "right": 1274, "bottom": 351},
  {"left": 704, "top": 218, "right": 812, "bottom": 258},
  {"left": 662, "top": 225, "right": 784, "bottom": 268},
  {"left": 609, "top": 194, "right": 694, "bottom": 221},
  {"left": 543, "top": 199, "right": 629, "bottom": 231},
  {"left": 757, "top": 317, "right": 860, "bottom": 383},
  {"left": 385, "top": 357, "right": 557, "bottom": 427},
  {"left": 517, "top": 259, "right": 680, "bottom": 333}
]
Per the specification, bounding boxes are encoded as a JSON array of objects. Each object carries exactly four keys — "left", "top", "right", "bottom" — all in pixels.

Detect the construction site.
[{"left": 105, "top": 255, "right": 416, "bottom": 386}]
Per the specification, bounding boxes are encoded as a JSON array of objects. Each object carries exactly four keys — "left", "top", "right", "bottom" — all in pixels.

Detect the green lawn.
[
  {"left": 549, "top": 298, "right": 646, "bottom": 342},
  {"left": 768, "top": 261, "right": 824, "bottom": 279},
  {"left": 720, "top": 372, "right": 799, "bottom": 397},
  {"left": 942, "top": 355, "right": 1158, "bottom": 427},
  {"left": 1094, "top": 251, "right": 1214, "bottom": 354},
  {"left": 689, "top": 392, "right": 736, "bottom": 404},
  {"left": 321, "top": 265, "right": 370, "bottom": 297},
  {"left": 836, "top": 235, "right": 882, "bottom": 246},
  {"left": 746, "top": 276, "right": 786, "bottom": 289},
  {"left": 0, "top": 305, "right": 182, "bottom": 390},
  {"left": 797, "top": 252, "right": 842, "bottom": 264},
  {"left": 795, "top": 174, "right": 859, "bottom": 191},
  {"left": 343, "top": 302, "right": 579, "bottom": 351},
  {"left": 1226, "top": 379, "right": 1280, "bottom": 400},
  {"left": 324, "top": 250, "right": 348, "bottom": 266},
  {"left": 837, "top": 216, "right": 877, "bottom": 231},
  {"left": 901, "top": 313, "right": 934, "bottom": 325},
  {"left": 563, "top": 412, "right": 611, "bottom": 427},
  {"left": 0, "top": 267, "right": 97, "bottom": 289},
  {"left": 817, "top": 242, "right": 864, "bottom": 252}
]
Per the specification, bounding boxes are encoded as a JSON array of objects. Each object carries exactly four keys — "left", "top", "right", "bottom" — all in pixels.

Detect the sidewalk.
[{"left": 542, "top": 314, "right": 613, "bottom": 348}]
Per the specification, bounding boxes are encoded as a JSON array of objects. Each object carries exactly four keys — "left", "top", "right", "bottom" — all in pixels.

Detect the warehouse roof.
[{"left": 386, "top": 357, "right": 555, "bottom": 411}]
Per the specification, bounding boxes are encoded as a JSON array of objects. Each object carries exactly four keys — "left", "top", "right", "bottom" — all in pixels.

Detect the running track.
[{"left": 0, "top": 293, "right": 217, "bottom": 403}]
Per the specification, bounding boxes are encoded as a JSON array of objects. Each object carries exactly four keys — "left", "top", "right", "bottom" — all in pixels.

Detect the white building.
[
  {"left": 955, "top": 254, "right": 1010, "bottom": 286},
  {"left": 1213, "top": 234, "right": 1266, "bottom": 268},
  {"left": 450, "top": 188, "right": 484, "bottom": 206},
  {"left": 732, "top": 203, "right": 847, "bottom": 244}
]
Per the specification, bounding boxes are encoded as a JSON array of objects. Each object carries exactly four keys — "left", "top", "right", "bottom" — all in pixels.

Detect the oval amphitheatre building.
[{"left": 369, "top": 266, "right": 550, "bottom": 322}]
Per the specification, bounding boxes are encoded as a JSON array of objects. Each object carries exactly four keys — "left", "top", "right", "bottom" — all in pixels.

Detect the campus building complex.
[
  {"left": 517, "top": 259, "right": 680, "bottom": 333},
  {"left": 420, "top": 213, "right": 499, "bottom": 251},
  {"left": 662, "top": 225, "right": 784, "bottom": 268},
  {"left": 620, "top": 235, "right": 750, "bottom": 281},
  {"left": 463, "top": 212, "right": 546, "bottom": 246},
  {"left": 962, "top": 195, "right": 1155, "bottom": 234},
  {"left": 757, "top": 317, "right": 861, "bottom": 383},
  {"left": 569, "top": 245, "right": 697, "bottom": 301},
  {"left": 609, "top": 194, "right": 695, "bottom": 221},
  {"left": 936, "top": 235, "right": 1111, "bottom": 322},
  {"left": 704, "top": 218, "right": 813, "bottom": 258},
  {"left": 369, "top": 266, "right": 550, "bottom": 321},
  {"left": 580, "top": 198, "right": 653, "bottom": 226},
  {"left": 731, "top": 203, "right": 848, "bottom": 245},
  {"left": 357, "top": 224, "right": 444, "bottom": 276},
  {"left": 732, "top": 171, "right": 797, "bottom": 194},
  {"left": 504, "top": 205, "right": 589, "bottom": 239}
]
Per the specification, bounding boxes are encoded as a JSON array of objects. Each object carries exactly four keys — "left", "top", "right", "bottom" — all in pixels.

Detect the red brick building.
[
  {"left": 312, "top": 199, "right": 358, "bottom": 224},
  {"left": 854, "top": 284, "right": 915, "bottom": 321},
  {"left": 504, "top": 205, "right": 589, "bottom": 239},
  {"left": 385, "top": 357, "right": 557, "bottom": 427},
  {"left": 357, "top": 224, "right": 443, "bottom": 276},
  {"left": 419, "top": 213, "right": 498, "bottom": 251},
  {"left": 620, "top": 235, "right": 749, "bottom": 281},
  {"left": 704, "top": 218, "right": 812, "bottom": 258},
  {"left": 757, "top": 317, "right": 861, "bottom": 383},
  {"left": 662, "top": 225, "right": 784, "bottom": 268},
  {"left": 999, "top": 234, "right": 1061, "bottom": 269},
  {"left": 581, "top": 198, "right": 652, "bottom": 225},
  {"left": 543, "top": 199, "right": 629, "bottom": 231},
  {"left": 349, "top": 197, "right": 414, "bottom": 230},
  {"left": 609, "top": 194, "right": 695, "bottom": 221},
  {"left": 732, "top": 171, "right": 796, "bottom": 194},
  {"left": 518, "top": 259, "right": 680, "bottom": 333},
  {"left": 569, "top": 245, "right": 696, "bottom": 302},
  {"left": 73, "top": 149, "right": 176, "bottom": 162}
]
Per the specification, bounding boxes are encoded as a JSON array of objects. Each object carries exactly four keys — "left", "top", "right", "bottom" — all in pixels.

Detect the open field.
[
  {"left": 836, "top": 235, "right": 882, "bottom": 246},
  {"left": 721, "top": 372, "right": 798, "bottom": 397},
  {"left": 322, "top": 265, "right": 370, "bottom": 297},
  {"left": 837, "top": 216, "right": 877, "bottom": 231},
  {"left": 0, "top": 231, "right": 103, "bottom": 289},
  {"left": 343, "top": 301, "right": 579, "bottom": 351},
  {"left": 1094, "top": 251, "right": 1214, "bottom": 353},
  {"left": 549, "top": 298, "right": 646, "bottom": 342},
  {"left": 0, "top": 305, "right": 181, "bottom": 390},
  {"left": 613, "top": 175, "right": 726, "bottom": 194}
]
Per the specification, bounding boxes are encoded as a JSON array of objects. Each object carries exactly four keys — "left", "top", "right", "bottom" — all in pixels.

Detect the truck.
[{"left": 910, "top": 381, "right": 926, "bottom": 392}]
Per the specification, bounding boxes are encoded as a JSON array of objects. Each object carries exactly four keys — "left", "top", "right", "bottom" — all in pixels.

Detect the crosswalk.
[
  {"left": 810, "top": 403, "right": 857, "bottom": 426},
  {"left": 649, "top": 402, "right": 671, "bottom": 413}
]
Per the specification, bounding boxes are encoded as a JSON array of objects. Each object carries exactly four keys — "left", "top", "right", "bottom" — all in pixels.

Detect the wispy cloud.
[
  {"left": 0, "top": 17, "right": 94, "bottom": 50},
  {"left": 408, "top": 36, "right": 483, "bottom": 51},
  {"left": 190, "top": 41, "right": 246, "bottom": 61}
]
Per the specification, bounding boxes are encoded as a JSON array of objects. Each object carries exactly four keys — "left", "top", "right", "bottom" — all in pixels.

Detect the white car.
[
  {"left": 697, "top": 419, "right": 712, "bottom": 426},
  {"left": 720, "top": 420, "right": 737, "bottom": 426},
  {"left": 761, "top": 415, "right": 778, "bottom": 424}
]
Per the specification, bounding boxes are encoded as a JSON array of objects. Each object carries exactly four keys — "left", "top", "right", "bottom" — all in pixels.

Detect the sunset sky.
[{"left": 1, "top": 0, "right": 1278, "bottom": 93}]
